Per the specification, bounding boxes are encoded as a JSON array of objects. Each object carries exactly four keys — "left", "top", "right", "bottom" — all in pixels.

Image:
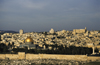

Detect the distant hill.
[{"left": 0, "top": 30, "right": 18, "bottom": 34}]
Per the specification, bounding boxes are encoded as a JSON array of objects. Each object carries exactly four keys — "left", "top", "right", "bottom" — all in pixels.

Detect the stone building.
[
  {"left": 49, "top": 28, "right": 54, "bottom": 34},
  {"left": 73, "top": 27, "right": 87, "bottom": 34},
  {"left": 19, "top": 36, "right": 36, "bottom": 49},
  {"left": 19, "top": 29, "right": 24, "bottom": 35}
]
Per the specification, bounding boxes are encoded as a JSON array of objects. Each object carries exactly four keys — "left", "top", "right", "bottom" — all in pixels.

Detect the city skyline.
[{"left": 0, "top": 0, "right": 100, "bottom": 32}]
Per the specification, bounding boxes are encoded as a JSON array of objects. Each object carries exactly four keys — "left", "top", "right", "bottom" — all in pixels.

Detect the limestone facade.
[
  {"left": 0, "top": 27, "right": 100, "bottom": 52},
  {"left": 49, "top": 28, "right": 54, "bottom": 34},
  {"left": 0, "top": 52, "right": 100, "bottom": 62},
  {"left": 19, "top": 29, "right": 24, "bottom": 35}
]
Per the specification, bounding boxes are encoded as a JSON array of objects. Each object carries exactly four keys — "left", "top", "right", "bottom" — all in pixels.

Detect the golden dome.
[{"left": 25, "top": 37, "right": 33, "bottom": 42}]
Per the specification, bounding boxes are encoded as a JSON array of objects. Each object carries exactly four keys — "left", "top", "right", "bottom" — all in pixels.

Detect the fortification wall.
[
  {"left": 0, "top": 54, "right": 6, "bottom": 59},
  {"left": 0, "top": 52, "right": 25, "bottom": 60},
  {"left": 6, "top": 54, "right": 18, "bottom": 60},
  {"left": 18, "top": 52, "right": 25, "bottom": 59},
  {"left": 0, "top": 52, "right": 100, "bottom": 62},
  {"left": 87, "top": 56, "right": 100, "bottom": 61},
  {"left": 26, "top": 54, "right": 87, "bottom": 61},
  {"left": 0, "top": 54, "right": 19, "bottom": 60},
  {"left": 26, "top": 54, "right": 39, "bottom": 60}
]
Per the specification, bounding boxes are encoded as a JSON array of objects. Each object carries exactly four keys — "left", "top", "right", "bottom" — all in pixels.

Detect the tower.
[
  {"left": 19, "top": 29, "right": 24, "bottom": 35},
  {"left": 85, "top": 27, "right": 87, "bottom": 32}
]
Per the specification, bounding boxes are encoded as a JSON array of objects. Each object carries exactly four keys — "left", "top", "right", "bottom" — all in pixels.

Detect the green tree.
[
  {"left": 95, "top": 48, "right": 99, "bottom": 53},
  {"left": 0, "top": 43, "right": 9, "bottom": 53}
]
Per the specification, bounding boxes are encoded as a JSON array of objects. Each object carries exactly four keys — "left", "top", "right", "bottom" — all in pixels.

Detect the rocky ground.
[{"left": 0, "top": 59, "right": 89, "bottom": 65}]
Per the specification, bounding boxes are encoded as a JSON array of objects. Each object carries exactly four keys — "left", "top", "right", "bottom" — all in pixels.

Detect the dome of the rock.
[{"left": 25, "top": 37, "right": 33, "bottom": 43}]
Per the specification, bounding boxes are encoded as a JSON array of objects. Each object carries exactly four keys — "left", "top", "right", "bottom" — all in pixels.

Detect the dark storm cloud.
[{"left": 0, "top": 0, "right": 100, "bottom": 32}]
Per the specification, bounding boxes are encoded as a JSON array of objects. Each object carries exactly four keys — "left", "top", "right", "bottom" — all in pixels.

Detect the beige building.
[
  {"left": 73, "top": 27, "right": 87, "bottom": 34},
  {"left": 49, "top": 28, "right": 54, "bottom": 34},
  {"left": 19, "top": 29, "right": 24, "bottom": 35}
]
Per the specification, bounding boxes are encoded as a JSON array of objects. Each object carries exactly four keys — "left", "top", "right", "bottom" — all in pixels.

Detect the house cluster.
[{"left": 0, "top": 27, "right": 100, "bottom": 53}]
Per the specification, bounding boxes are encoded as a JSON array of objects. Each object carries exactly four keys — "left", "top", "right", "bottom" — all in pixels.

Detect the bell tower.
[{"left": 85, "top": 27, "right": 87, "bottom": 32}]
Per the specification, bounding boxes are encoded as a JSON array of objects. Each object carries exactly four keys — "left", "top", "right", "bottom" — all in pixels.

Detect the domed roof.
[
  {"left": 49, "top": 28, "right": 54, "bottom": 33},
  {"left": 25, "top": 36, "right": 33, "bottom": 43}
]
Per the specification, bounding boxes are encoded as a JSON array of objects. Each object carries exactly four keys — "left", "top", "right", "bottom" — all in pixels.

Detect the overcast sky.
[{"left": 0, "top": 0, "right": 100, "bottom": 32}]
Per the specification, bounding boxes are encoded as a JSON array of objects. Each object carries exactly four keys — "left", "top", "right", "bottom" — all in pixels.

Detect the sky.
[{"left": 0, "top": 0, "right": 100, "bottom": 32}]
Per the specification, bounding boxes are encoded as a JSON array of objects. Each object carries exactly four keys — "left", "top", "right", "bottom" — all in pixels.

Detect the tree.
[
  {"left": 0, "top": 43, "right": 9, "bottom": 53},
  {"left": 95, "top": 48, "right": 99, "bottom": 53}
]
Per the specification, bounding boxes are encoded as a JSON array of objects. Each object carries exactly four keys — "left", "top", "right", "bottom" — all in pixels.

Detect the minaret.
[
  {"left": 85, "top": 27, "right": 87, "bottom": 30},
  {"left": 85, "top": 27, "right": 87, "bottom": 32}
]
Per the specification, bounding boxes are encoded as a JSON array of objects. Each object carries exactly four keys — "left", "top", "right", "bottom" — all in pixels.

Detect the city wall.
[
  {"left": 0, "top": 52, "right": 100, "bottom": 61},
  {"left": 26, "top": 54, "right": 87, "bottom": 61},
  {"left": 87, "top": 56, "right": 100, "bottom": 61}
]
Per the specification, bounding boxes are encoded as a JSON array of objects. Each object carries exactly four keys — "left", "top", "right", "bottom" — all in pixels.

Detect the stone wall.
[
  {"left": 0, "top": 52, "right": 25, "bottom": 60},
  {"left": 0, "top": 52, "right": 100, "bottom": 62},
  {"left": 6, "top": 54, "right": 18, "bottom": 60},
  {"left": 26, "top": 54, "right": 87, "bottom": 61},
  {"left": 18, "top": 52, "right": 25, "bottom": 59},
  {"left": 87, "top": 56, "right": 100, "bottom": 61},
  {"left": 26, "top": 54, "right": 39, "bottom": 60}
]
